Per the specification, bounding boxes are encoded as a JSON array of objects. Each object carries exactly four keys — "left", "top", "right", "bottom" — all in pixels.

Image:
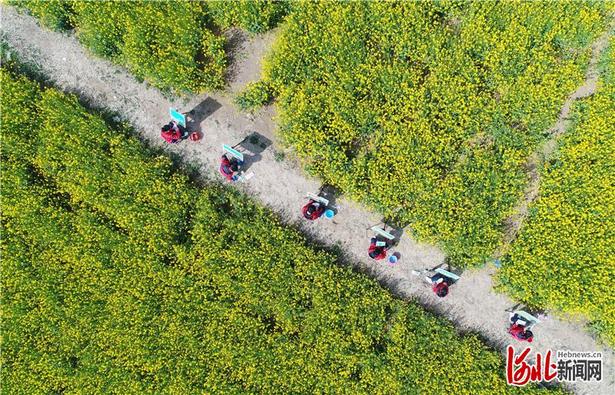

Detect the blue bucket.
[
  {"left": 324, "top": 209, "right": 335, "bottom": 219},
  {"left": 388, "top": 255, "right": 398, "bottom": 264}
]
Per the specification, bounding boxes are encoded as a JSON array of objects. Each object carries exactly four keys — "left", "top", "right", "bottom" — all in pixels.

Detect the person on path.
[
  {"left": 412, "top": 264, "right": 457, "bottom": 298},
  {"left": 219, "top": 154, "right": 243, "bottom": 182},
  {"left": 508, "top": 313, "right": 534, "bottom": 343},
  {"left": 368, "top": 237, "right": 390, "bottom": 260},
  {"left": 431, "top": 275, "right": 450, "bottom": 298},
  {"left": 161, "top": 121, "right": 188, "bottom": 144},
  {"left": 428, "top": 272, "right": 452, "bottom": 297},
  {"left": 302, "top": 199, "right": 325, "bottom": 220}
]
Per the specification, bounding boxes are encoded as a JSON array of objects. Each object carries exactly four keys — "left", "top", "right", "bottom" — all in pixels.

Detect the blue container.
[
  {"left": 389, "top": 255, "right": 398, "bottom": 264},
  {"left": 324, "top": 209, "right": 335, "bottom": 219}
]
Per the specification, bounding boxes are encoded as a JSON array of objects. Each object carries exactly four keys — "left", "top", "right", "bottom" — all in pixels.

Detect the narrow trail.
[
  {"left": 496, "top": 21, "right": 615, "bottom": 259},
  {"left": 2, "top": 7, "right": 612, "bottom": 394}
]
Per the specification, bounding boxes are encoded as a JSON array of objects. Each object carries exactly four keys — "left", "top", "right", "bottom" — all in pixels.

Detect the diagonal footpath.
[{"left": 2, "top": 7, "right": 612, "bottom": 394}]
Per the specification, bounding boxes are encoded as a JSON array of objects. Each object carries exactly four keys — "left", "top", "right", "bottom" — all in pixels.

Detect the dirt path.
[
  {"left": 2, "top": 7, "right": 612, "bottom": 394},
  {"left": 496, "top": 22, "right": 615, "bottom": 259}
]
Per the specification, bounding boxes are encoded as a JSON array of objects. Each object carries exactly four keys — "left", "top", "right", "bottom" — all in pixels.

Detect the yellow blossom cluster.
[
  {"left": 497, "top": 37, "right": 615, "bottom": 347},
  {"left": 261, "top": 0, "right": 609, "bottom": 266}
]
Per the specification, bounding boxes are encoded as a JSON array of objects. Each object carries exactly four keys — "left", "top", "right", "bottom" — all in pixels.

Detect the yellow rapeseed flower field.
[
  {"left": 0, "top": 66, "right": 561, "bottom": 394},
  {"left": 498, "top": 37, "right": 615, "bottom": 346},
  {"left": 260, "top": 0, "right": 609, "bottom": 267}
]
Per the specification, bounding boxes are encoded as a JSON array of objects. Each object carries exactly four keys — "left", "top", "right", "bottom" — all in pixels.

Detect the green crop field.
[
  {"left": 9, "top": 0, "right": 290, "bottom": 92},
  {"left": 256, "top": 0, "right": 610, "bottom": 267},
  {"left": 0, "top": 67, "right": 561, "bottom": 394},
  {"left": 497, "top": 37, "right": 615, "bottom": 347}
]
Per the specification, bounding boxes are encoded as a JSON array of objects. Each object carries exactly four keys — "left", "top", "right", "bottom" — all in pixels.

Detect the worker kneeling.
[
  {"left": 219, "top": 154, "right": 243, "bottom": 182},
  {"left": 428, "top": 272, "right": 452, "bottom": 298},
  {"left": 368, "top": 238, "right": 390, "bottom": 260},
  {"left": 413, "top": 266, "right": 460, "bottom": 298},
  {"left": 302, "top": 199, "right": 325, "bottom": 220},
  {"left": 160, "top": 121, "right": 189, "bottom": 144},
  {"left": 508, "top": 313, "right": 534, "bottom": 343}
]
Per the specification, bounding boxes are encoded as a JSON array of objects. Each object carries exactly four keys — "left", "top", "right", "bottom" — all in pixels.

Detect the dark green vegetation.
[
  {"left": 9, "top": 0, "right": 289, "bottom": 92},
  {"left": 259, "top": 0, "right": 610, "bottom": 266},
  {"left": 235, "top": 80, "right": 275, "bottom": 112},
  {"left": 0, "top": 67, "right": 562, "bottom": 393},
  {"left": 207, "top": 0, "right": 291, "bottom": 34}
]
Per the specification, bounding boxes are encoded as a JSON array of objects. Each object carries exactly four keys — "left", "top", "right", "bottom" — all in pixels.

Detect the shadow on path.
[
  {"left": 187, "top": 97, "right": 222, "bottom": 132},
  {"left": 237, "top": 131, "right": 272, "bottom": 171}
]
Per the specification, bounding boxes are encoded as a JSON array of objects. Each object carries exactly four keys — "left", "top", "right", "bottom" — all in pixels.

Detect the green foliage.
[
  {"left": 0, "top": 37, "right": 46, "bottom": 81},
  {"left": 235, "top": 80, "right": 274, "bottom": 111},
  {"left": 206, "top": 0, "right": 290, "bottom": 34},
  {"left": 497, "top": 37, "right": 615, "bottom": 346},
  {"left": 117, "top": 1, "right": 226, "bottom": 93},
  {"left": 262, "top": 0, "right": 609, "bottom": 266},
  {"left": 274, "top": 150, "right": 286, "bottom": 162},
  {"left": 68, "top": 0, "right": 127, "bottom": 58},
  {"left": 1, "top": 69, "right": 562, "bottom": 394},
  {"left": 9, "top": 0, "right": 73, "bottom": 31}
]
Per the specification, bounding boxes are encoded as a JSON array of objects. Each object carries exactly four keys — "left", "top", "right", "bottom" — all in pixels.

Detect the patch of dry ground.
[{"left": 1, "top": 7, "right": 613, "bottom": 394}]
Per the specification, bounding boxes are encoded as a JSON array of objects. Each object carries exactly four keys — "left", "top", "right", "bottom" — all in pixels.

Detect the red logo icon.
[{"left": 506, "top": 346, "right": 557, "bottom": 386}]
